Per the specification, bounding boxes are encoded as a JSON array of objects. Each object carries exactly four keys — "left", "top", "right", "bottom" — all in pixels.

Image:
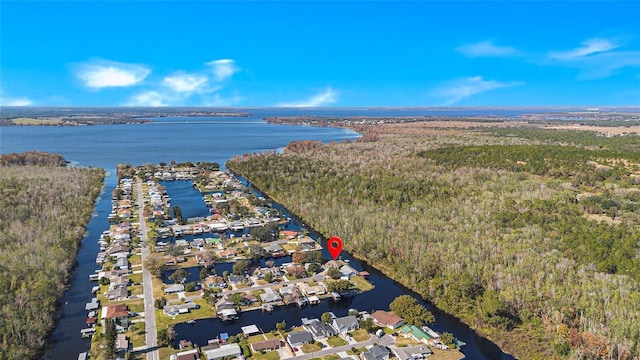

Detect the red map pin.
[{"left": 327, "top": 237, "right": 343, "bottom": 260}]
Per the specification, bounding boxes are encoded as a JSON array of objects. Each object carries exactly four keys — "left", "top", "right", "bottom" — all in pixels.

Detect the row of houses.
[{"left": 286, "top": 315, "right": 360, "bottom": 347}]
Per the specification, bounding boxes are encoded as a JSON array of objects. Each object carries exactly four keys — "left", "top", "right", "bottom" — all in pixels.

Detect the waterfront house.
[
  {"left": 163, "top": 302, "right": 197, "bottom": 316},
  {"left": 298, "top": 282, "right": 326, "bottom": 296},
  {"left": 280, "top": 230, "right": 298, "bottom": 239},
  {"left": 333, "top": 316, "right": 359, "bottom": 334},
  {"left": 284, "top": 264, "right": 306, "bottom": 278},
  {"left": 251, "top": 338, "right": 283, "bottom": 352},
  {"left": 371, "top": 310, "right": 405, "bottom": 329},
  {"left": 399, "top": 325, "right": 433, "bottom": 344},
  {"left": 254, "top": 266, "right": 282, "bottom": 279},
  {"left": 287, "top": 330, "right": 313, "bottom": 347},
  {"left": 227, "top": 274, "right": 245, "bottom": 285},
  {"left": 108, "top": 286, "right": 128, "bottom": 301},
  {"left": 171, "top": 349, "right": 200, "bottom": 360},
  {"left": 324, "top": 260, "right": 342, "bottom": 269},
  {"left": 195, "top": 251, "right": 215, "bottom": 269},
  {"left": 305, "top": 320, "right": 338, "bottom": 340},
  {"left": 102, "top": 304, "right": 129, "bottom": 332},
  {"left": 116, "top": 257, "right": 129, "bottom": 271},
  {"left": 362, "top": 345, "right": 391, "bottom": 360},
  {"left": 241, "top": 292, "right": 258, "bottom": 306},
  {"left": 203, "top": 343, "right": 241, "bottom": 359},
  {"left": 215, "top": 296, "right": 235, "bottom": 311},
  {"left": 219, "top": 249, "right": 237, "bottom": 259},
  {"left": 340, "top": 265, "right": 357, "bottom": 279},
  {"left": 297, "top": 237, "right": 317, "bottom": 251},
  {"left": 204, "top": 275, "right": 226, "bottom": 289},
  {"left": 164, "top": 284, "right": 185, "bottom": 294},
  {"left": 391, "top": 345, "right": 433, "bottom": 360},
  {"left": 260, "top": 288, "right": 282, "bottom": 304}
]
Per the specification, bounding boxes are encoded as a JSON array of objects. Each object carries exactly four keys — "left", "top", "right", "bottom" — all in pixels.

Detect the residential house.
[
  {"left": 102, "top": 304, "right": 129, "bottom": 332},
  {"left": 240, "top": 292, "right": 258, "bottom": 306},
  {"left": 227, "top": 274, "right": 245, "bottom": 285},
  {"left": 251, "top": 339, "right": 283, "bottom": 352},
  {"left": 164, "top": 284, "right": 185, "bottom": 294},
  {"left": 339, "top": 265, "right": 357, "bottom": 279},
  {"left": 362, "top": 345, "right": 391, "bottom": 360},
  {"left": 253, "top": 267, "right": 281, "bottom": 279},
  {"left": 399, "top": 325, "right": 433, "bottom": 344},
  {"left": 219, "top": 249, "right": 237, "bottom": 259},
  {"left": 108, "top": 286, "right": 128, "bottom": 301},
  {"left": 260, "top": 288, "right": 282, "bottom": 304},
  {"left": 171, "top": 349, "right": 200, "bottom": 360},
  {"left": 305, "top": 320, "right": 338, "bottom": 340},
  {"left": 203, "top": 343, "right": 242, "bottom": 360},
  {"left": 333, "top": 316, "right": 359, "bottom": 334},
  {"left": 215, "top": 296, "right": 235, "bottom": 311},
  {"left": 163, "top": 302, "right": 197, "bottom": 316},
  {"left": 286, "top": 330, "right": 313, "bottom": 347},
  {"left": 297, "top": 237, "right": 317, "bottom": 251},
  {"left": 371, "top": 310, "right": 405, "bottom": 329},
  {"left": 284, "top": 264, "right": 306, "bottom": 278},
  {"left": 391, "top": 345, "right": 433, "bottom": 360},
  {"left": 203, "top": 275, "right": 226, "bottom": 289},
  {"left": 298, "top": 282, "right": 326, "bottom": 296}
]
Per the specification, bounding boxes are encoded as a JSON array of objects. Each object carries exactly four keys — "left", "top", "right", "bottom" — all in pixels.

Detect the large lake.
[{"left": 0, "top": 108, "right": 522, "bottom": 360}]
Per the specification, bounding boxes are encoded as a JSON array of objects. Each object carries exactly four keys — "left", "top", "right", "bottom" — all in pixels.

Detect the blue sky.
[{"left": 1, "top": 1, "right": 639, "bottom": 107}]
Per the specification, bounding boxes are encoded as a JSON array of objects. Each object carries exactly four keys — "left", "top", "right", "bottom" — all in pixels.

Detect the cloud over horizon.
[
  {"left": 163, "top": 72, "right": 209, "bottom": 93},
  {"left": 547, "top": 37, "right": 640, "bottom": 79},
  {"left": 433, "top": 76, "right": 522, "bottom": 105},
  {"left": 457, "top": 40, "right": 519, "bottom": 57},
  {"left": 207, "top": 59, "right": 239, "bottom": 81},
  {"left": 75, "top": 59, "right": 150, "bottom": 89},
  {"left": 126, "top": 59, "right": 239, "bottom": 106},
  {"left": 277, "top": 87, "right": 338, "bottom": 107}
]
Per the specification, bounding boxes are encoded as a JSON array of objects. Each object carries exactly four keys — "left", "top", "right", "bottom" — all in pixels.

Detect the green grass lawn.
[
  {"left": 301, "top": 342, "right": 322, "bottom": 354},
  {"left": 320, "top": 355, "right": 340, "bottom": 360},
  {"left": 130, "top": 254, "right": 142, "bottom": 266},
  {"left": 250, "top": 350, "right": 281, "bottom": 360},
  {"left": 126, "top": 300, "right": 145, "bottom": 314},
  {"left": 129, "top": 285, "right": 143, "bottom": 296},
  {"left": 326, "top": 336, "right": 347, "bottom": 347},
  {"left": 129, "top": 272, "right": 143, "bottom": 284},
  {"left": 127, "top": 321, "right": 146, "bottom": 347},
  {"left": 349, "top": 276, "right": 374, "bottom": 292},
  {"left": 395, "top": 337, "right": 418, "bottom": 347},
  {"left": 349, "top": 329, "right": 370, "bottom": 342},
  {"left": 155, "top": 298, "right": 216, "bottom": 330}
]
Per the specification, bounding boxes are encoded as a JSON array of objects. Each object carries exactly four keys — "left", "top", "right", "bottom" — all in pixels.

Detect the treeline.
[
  {"left": 0, "top": 162, "right": 104, "bottom": 359},
  {"left": 1, "top": 151, "right": 68, "bottom": 166},
  {"left": 228, "top": 125, "right": 640, "bottom": 360}
]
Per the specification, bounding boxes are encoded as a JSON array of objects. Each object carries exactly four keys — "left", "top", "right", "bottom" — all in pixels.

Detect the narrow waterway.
[{"left": 166, "top": 179, "right": 516, "bottom": 360}]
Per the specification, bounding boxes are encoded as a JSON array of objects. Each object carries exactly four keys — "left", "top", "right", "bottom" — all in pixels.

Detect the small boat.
[{"left": 187, "top": 318, "right": 196, "bottom": 324}]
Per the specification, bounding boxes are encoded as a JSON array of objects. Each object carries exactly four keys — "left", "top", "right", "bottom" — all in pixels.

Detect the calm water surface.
[{"left": 0, "top": 109, "right": 520, "bottom": 359}]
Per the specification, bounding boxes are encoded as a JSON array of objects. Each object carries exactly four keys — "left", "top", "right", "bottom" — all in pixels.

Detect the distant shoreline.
[{"left": 0, "top": 110, "right": 251, "bottom": 126}]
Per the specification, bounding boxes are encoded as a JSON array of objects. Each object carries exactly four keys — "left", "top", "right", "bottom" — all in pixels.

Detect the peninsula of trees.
[
  {"left": 0, "top": 107, "right": 250, "bottom": 126},
  {"left": 0, "top": 153, "right": 105, "bottom": 359},
  {"left": 227, "top": 119, "right": 640, "bottom": 360}
]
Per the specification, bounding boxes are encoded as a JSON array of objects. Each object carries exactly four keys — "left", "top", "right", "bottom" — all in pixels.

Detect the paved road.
[
  {"left": 137, "top": 178, "right": 160, "bottom": 360},
  {"left": 288, "top": 335, "right": 394, "bottom": 360}
]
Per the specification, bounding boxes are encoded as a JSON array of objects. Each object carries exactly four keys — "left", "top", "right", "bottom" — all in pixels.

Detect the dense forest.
[
  {"left": 0, "top": 160, "right": 104, "bottom": 359},
  {"left": 228, "top": 125, "right": 640, "bottom": 360}
]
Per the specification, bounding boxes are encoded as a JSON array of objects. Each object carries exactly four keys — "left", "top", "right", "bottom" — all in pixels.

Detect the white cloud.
[
  {"left": 126, "top": 91, "right": 169, "bottom": 107},
  {"left": 163, "top": 72, "right": 209, "bottom": 93},
  {"left": 457, "top": 41, "right": 518, "bottom": 57},
  {"left": 0, "top": 96, "right": 33, "bottom": 106},
  {"left": 548, "top": 38, "right": 620, "bottom": 60},
  {"left": 206, "top": 59, "right": 239, "bottom": 81},
  {"left": 278, "top": 87, "right": 338, "bottom": 107},
  {"left": 75, "top": 60, "right": 150, "bottom": 88},
  {"left": 547, "top": 38, "right": 640, "bottom": 79},
  {"left": 434, "top": 76, "right": 522, "bottom": 105}
]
